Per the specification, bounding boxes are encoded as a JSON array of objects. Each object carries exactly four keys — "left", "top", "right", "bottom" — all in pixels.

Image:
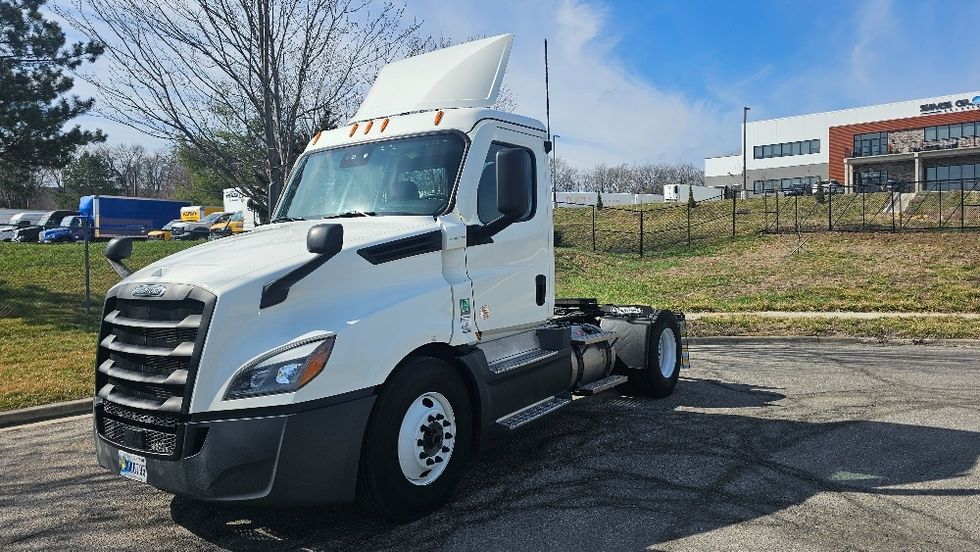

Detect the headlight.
[{"left": 224, "top": 334, "right": 336, "bottom": 400}]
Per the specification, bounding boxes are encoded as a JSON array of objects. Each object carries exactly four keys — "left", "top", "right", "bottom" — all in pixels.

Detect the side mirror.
[
  {"left": 104, "top": 237, "right": 133, "bottom": 279},
  {"left": 307, "top": 224, "right": 344, "bottom": 255},
  {"left": 496, "top": 148, "right": 533, "bottom": 220}
]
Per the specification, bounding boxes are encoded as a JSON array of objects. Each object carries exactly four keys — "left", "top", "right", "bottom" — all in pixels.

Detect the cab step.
[
  {"left": 487, "top": 348, "right": 559, "bottom": 375},
  {"left": 574, "top": 374, "right": 628, "bottom": 396},
  {"left": 493, "top": 395, "right": 571, "bottom": 431}
]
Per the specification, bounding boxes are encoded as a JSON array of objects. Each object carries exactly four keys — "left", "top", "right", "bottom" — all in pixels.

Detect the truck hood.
[{"left": 125, "top": 217, "right": 440, "bottom": 291}]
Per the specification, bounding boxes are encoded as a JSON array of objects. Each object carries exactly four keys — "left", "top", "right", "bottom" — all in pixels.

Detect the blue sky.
[{"left": 61, "top": 0, "right": 980, "bottom": 168}]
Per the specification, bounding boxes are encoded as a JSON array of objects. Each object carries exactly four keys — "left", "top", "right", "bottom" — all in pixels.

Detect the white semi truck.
[{"left": 93, "top": 35, "right": 688, "bottom": 520}]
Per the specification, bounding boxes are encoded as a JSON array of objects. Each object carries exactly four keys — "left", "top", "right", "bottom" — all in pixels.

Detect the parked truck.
[
  {"left": 80, "top": 195, "right": 191, "bottom": 240},
  {"left": 180, "top": 205, "right": 223, "bottom": 222},
  {"left": 93, "top": 35, "right": 688, "bottom": 521},
  {"left": 663, "top": 184, "right": 723, "bottom": 202}
]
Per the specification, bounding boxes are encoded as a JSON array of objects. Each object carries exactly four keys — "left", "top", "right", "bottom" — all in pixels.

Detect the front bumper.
[{"left": 95, "top": 393, "right": 376, "bottom": 505}]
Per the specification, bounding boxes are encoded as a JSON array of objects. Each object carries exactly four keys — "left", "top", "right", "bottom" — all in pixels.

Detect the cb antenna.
[{"left": 544, "top": 39, "right": 552, "bottom": 149}]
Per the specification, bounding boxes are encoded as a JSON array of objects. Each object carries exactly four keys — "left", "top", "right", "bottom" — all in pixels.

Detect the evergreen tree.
[
  {"left": 815, "top": 180, "right": 826, "bottom": 204},
  {"left": 687, "top": 185, "right": 697, "bottom": 208},
  {"left": 57, "top": 150, "right": 121, "bottom": 207},
  {"left": 0, "top": 0, "right": 104, "bottom": 177}
]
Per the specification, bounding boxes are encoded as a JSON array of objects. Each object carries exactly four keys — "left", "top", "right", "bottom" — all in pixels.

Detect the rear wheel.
[
  {"left": 628, "top": 314, "right": 681, "bottom": 398},
  {"left": 357, "top": 356, "right": 472, "bottom": 521}
]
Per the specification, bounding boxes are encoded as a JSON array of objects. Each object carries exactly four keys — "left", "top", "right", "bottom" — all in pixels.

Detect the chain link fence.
[{"left": 554, "top": 179, "right": 980, "bottom": 256}]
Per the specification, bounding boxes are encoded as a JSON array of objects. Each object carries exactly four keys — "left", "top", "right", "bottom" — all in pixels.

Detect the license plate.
[{"left": 118, "top": 450, "right": 147, "bottom": 483}]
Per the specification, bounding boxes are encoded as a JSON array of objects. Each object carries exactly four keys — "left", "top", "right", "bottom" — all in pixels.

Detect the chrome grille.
[{"left": 95, "top": 284, "right": 214, "bottom": 458}]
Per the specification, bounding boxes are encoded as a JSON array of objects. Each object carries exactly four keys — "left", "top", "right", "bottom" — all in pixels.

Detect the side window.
[{"left": 477, "top": 142, "right": 536, "bottom": 224}]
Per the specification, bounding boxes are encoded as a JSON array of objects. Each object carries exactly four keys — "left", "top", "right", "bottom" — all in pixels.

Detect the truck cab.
[{"left": 93, "top": 35, "right": 686, "bottom": 520}]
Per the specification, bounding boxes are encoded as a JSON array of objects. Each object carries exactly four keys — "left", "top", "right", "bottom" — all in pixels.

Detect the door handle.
[{"left": 535, "top": 274, "right": 546, "bottom": 306}]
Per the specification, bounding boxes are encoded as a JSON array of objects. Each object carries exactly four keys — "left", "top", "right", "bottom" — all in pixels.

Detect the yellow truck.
[
  {"left": 147, "top": 219, "right": 180, "bottom": 240},
  {"left": 180, "top": 205, "right": 223, "bottom": 222},
  {"left": 208, "top": 211, "right": 246, "bottom": 239}
]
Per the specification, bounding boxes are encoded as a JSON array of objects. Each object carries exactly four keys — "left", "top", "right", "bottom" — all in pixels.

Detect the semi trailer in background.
[
  {"left": 77, "top": 195, "right": 191, "bottom": 240},
  {"left": 663, "top": 184, "right": 724, "bottom": 202}
]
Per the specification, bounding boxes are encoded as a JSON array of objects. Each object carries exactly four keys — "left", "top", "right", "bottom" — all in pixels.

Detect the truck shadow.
[{"left": 169, "top": 378, "right": 980, "bottom": 551}]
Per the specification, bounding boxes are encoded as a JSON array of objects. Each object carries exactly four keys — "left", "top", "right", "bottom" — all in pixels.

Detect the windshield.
[
  {"left": 60, "top": 217, "right": 76, "bottom": 227},
  {"left": 200, "top": 212, "right": 225, "bottom": 224},
  {"left": 276, "top": 133, "right": 466, "bottom": 220},
  {"left": 162, "top": 220, "right": 178, "bottom": 230}
]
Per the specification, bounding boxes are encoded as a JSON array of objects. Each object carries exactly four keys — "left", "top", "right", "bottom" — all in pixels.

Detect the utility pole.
[{"left": 735, "top": 106, "right": 750, "bottom": 238}]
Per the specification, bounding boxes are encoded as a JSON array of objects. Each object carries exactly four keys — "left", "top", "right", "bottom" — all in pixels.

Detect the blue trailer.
[{"left": 79, "top": 196, "right": 190, "bottom": 239}]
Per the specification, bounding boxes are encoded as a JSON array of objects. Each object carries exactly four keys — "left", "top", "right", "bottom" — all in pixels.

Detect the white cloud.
[{"left": 405, "top": 0, "right": 731, "bottom": 168}]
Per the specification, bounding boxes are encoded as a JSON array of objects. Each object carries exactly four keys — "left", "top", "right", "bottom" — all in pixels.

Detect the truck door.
[{"left": 463, "top": 126, "right": 553, "bottom": 336}]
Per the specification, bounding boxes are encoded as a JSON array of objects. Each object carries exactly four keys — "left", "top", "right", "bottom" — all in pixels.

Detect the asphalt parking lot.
[{"left": 2, "top": 342, "right": 979, "bottom": 551}]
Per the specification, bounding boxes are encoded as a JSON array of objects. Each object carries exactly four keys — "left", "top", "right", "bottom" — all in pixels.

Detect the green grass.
[
  {"left": 0, "top": 241, "right": 195, "bottom": 411},
  {"left": 3, "top": 229, "right": 980, "bottom": 411},
  {"left": 688, "top": 314, "right": 980, "bottom": 340},
  {"left": 555, "top": 232, "right": 980, "bottom": 313}
]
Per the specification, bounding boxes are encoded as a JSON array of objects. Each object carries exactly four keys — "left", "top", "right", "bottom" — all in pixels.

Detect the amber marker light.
[
  {"left": 348, "top": 123, "right": 359, "bottom": 137},
  {"left": 311, "top": 130, "right": 322, "bottom": 146},
  {"left": 363, "top": 120, "right": 374, "bottom": 134},
  {"left": 380, "top": 118, "right": 390, "bottom": 133},
  {"left": 434, "top": 110, "right": 444, "bottom": 125},
  {"left": 298, "top": 336, "right": 336, "bottom": 388}
]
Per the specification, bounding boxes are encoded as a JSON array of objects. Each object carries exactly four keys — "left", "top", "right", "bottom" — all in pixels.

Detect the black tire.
[
  {"left": 628, "top": 313, "right": 682, "bottom": 398},
  {"left": 356, "top": 356, "right": 472, "bottom": 521}
]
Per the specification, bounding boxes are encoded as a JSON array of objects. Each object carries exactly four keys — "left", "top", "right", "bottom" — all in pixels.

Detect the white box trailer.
[
  {"left": 94, "top": 35, "right": 689, "bottom": 521},
  {"left": 222, "top": 188, "right": 258, "bottom": 231},
  {"left": 663, "top": 184, "right": 723, "bottom": 202}
]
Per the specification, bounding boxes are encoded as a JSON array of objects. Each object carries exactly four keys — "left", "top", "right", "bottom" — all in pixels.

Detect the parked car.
[
  {"left": 12, "top": 210, "right": 79, "bottom": 242},
  {"left": 171, "top": 211, "right": 231, "bottom": 240},
  {"left": 0, "top": 212, "right": 44, "bottom": 241},
  {"left": 783, "top": 184, "right": 808, "bottom": 196},
  {"left": 147, "top": 219, "right": 180, "bottom": 241},
  {"left": 208, "top": 211, "right": 246, "bottom": 240},
  {"left": 40, "top": 215, "right": 90, "bottom": 243},
  {"left": 814, "top": 179, "right": 845, "bottom": 195}
]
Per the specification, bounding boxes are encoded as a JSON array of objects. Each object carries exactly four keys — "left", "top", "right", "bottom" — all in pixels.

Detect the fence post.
[
  {"left": 639, "top": 210, "right": 644, "bottom": 258},
  {"left": 763, "top": 188, "right": 769, "bottom": 232},
  {"left": 861, "top": 190, "right": 866, "bottom": 230},
  {"left": 591, "top": 204, "right": 596, "bottom": 251},
  {"left": 731, "top": 190, "right": 736, "bottom": 238},
  {"left": 939, "top": 183, "right": 943, "bottom": 229},
  {"left": 686, "top": 202, "right": 692, "bottom": 248},
  {"left": 962, "top": 179, "right": 966, "bottom": 231},
  {"left": 892, "top": 191, "right": 897, "bottom": 232},
  {"left": 83, "top": 221, "right": 91, "bottom": 315},
  {"left": 828, "top": 187, "right": 833, "bottom": 231},
  {"left": 795, "top": 195, "right": 799, "bottom": 233},
  {"left": 775, "top": 192, "right": 780, "bottom": 233}
]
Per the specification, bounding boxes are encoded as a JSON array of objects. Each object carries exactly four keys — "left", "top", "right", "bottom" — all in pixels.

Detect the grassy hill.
[{"left": 3, "top": 229, "right": 980, "bottom": 411}]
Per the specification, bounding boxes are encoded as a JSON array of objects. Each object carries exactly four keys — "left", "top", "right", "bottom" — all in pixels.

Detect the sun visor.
[{"left": 352, "top": 34, "right": 513, "bottom": 122}]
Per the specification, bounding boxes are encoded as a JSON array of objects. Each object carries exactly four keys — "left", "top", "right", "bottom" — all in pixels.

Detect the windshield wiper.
[
  {"left": 322, "top": 211, "right": 376, "bottom": 219},
  {"left": 270, "top": 216, "right": 305, "bottom": 223}
]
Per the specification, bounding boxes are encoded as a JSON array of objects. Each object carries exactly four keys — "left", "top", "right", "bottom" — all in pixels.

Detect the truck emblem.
[
  {"left": 132, "top": 284, "right": 166, "bottom": 297},
  {"left": 479, "top": 305, "right": 492, "bottom": 320}
]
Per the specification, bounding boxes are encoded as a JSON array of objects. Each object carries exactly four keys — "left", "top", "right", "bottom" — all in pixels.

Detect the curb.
[
  {"left": 688, "top": 336, "right": 980, "bottom": 346},
  {"left": 0, "top": 398, "right": 92, "bottom": 429}
]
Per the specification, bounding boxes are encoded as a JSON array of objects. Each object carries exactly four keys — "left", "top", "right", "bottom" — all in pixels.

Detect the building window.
[
  {"left": 925, "top": 122, "right": 980, "bottom": 142},
  {"left": 925, "top": 162, "right": 980, "bottom": 191},
  {"left": 752, "top": 138, "right": 821, "bottom": 159},
  {"left": 852, "top": 132, "right": 886, "bottom": 157}
]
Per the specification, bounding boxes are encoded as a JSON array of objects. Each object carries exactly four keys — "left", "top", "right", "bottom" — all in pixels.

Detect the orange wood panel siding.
[{"left": 828, "top": 110, "right": 980, "bottom": 182}]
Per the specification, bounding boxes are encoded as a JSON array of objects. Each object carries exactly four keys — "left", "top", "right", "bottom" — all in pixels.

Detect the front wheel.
[
  {"left": 357, "top": 356, "right": 472, "bottom": 521},
  {"left": 628, "top": 314, "right": 682, "bottom": 398}
]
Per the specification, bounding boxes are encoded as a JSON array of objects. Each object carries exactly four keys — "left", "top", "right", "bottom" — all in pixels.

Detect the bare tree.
[{"left": 60, "top": 0, "right": 424, "bottom": 219}]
